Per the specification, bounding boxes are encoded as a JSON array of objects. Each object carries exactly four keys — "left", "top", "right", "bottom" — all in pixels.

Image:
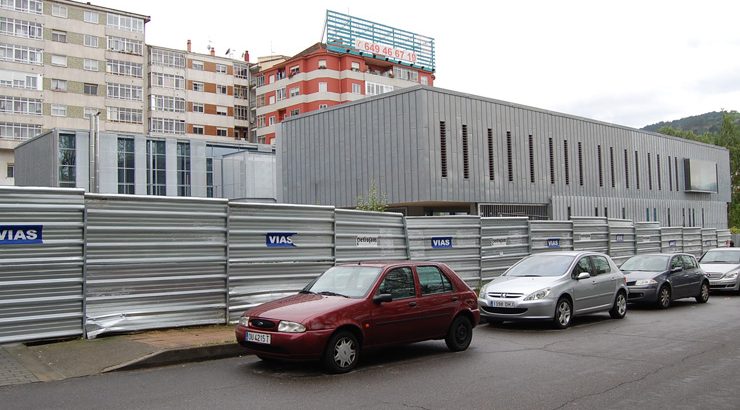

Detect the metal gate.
[
  {"left": 334, "top": 209, "right": 408, "bottom": 264},
  {"left": 0, "top": 187, "right": 85, "bottom": 344},
  {"left": 84, "top": 195, "right": 229, "bottom": 338},
  {"left": 228, "top": 203, "right": 335, "bottom": 322},
  {"left": 480, "top": 217, "right": 529, "bottom": 282},
  {"left": 682, "top": 227, "right": 702, "bottom": 257},
  {"left": 717, "top": 229, "right": 732, "bottom": 247},
  {"left": 660, "top": 227, "right": 683, "bottom": 254},
  {"left": 572, "top": 217, "right": 609, "bottom": 253},
  {"left": 635, "top": 222, "right": 661, "bottom": 254},
  {"left": 607, "top": 219, "right": 636, "bottom": 265},
  {"left": 528, "top": 220, "right": 573, "bottom": 254},
  {"left": 701, "top": 228, "right": 717, "bottom": 254},
  {"left": 406, "top": 216, "right": 481, "bottom": 288}
]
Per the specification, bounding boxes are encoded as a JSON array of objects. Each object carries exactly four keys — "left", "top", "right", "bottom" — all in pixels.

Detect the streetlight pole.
[{"left": 88, "top": 111, "right": 101, "bottom": 193}]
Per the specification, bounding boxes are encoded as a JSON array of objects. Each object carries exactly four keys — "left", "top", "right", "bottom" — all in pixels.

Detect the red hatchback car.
[{"left": 235, "top": 261, "right": 480, "bottom": 373}]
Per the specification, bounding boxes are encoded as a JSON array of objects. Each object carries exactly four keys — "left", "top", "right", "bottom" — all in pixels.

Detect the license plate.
[
  {"left": 246, "top": 331, "right": 271, "bottom": 345},
  {"left": 492, "top": 300, "right": 516, "bottom": 308}
]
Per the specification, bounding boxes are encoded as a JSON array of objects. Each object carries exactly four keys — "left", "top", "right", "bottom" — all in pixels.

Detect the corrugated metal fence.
[
  {"left": 480, "top": 217, "right": 529, "bottom": 282},
  {"left": 334, "top": 209, "right": 408, "bottom": 264}
]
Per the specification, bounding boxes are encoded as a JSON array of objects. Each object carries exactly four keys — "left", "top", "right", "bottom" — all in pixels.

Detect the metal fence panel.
[
  {"left": 572, "top": 217, "right": 609, "bottom": 253},
  {"left": 701, "top": 228, "right": 717, "bottom": 254},
  {"left": 607, "top": 219, "right": 636, "bottom": 265},
  {"left": 717, "top": 229, "right": 732, "bottom": 247},
  {"left": 0, "top": 187, "right": 85, "bottom": 344},
  {"left": 334, "top": 209, "right": 408, "bottom": 264},
  {"left": 660, "top": 227, "right": 683, "bottom": 254},
  {"left": 682, "top": 227, "right": 702, "bottom": 257},
  {"left": 528, "top": 220, "right": 574, "bottom": 254},
  {"left": 635, "top": 222, "right": 661, "bottom": 254},
  {"left": 228, "top": 203, "right": 335, "bottom": 322},
  {"left": 406, "top": 216, "right": 481, "bottom": 288},
  {"left": 481, "top": 217, "right": 529, "bottom": 282},
  {"left": 84, "top": 195, "right": 228, "bottom": 338}
]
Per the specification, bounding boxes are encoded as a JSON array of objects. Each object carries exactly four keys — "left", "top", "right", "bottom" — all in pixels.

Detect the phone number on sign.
[{"left": 354, "top": 39, "right": 417, "bottom": 63}]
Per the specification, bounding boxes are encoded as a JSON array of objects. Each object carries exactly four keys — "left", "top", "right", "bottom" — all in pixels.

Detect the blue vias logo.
[
  {"left": 616, "top": 234, "right": 624, "bottom": 243},
  {"left": 668, "top": 240, "right": 677, "bottom": 247},
  {"left": 0, "top": 225, "right": 43, "bottom": 245},
  {"left": 431, "top": 237, "right": 453, "bottom": 249},
  {"left": 547, "top": 238, "right": 561, "bottom": 248},
  {"left": 266, "top": 232, "right": 297, "bottom": 248}
]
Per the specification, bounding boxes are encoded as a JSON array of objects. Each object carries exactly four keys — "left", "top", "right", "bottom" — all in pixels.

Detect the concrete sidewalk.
[{"left": 0, "top": 325, "right": 244, "bottom": 387}]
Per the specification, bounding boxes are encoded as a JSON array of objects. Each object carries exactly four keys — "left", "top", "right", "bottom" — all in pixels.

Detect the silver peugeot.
[
  {"left": 478, "top": 251, "right": 628, "bottom": 329},
  {"left": 698, "top": 248, "right": 740, "bottom": 292}
]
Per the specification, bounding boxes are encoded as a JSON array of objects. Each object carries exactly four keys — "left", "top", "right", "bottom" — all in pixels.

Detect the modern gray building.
[{"left": 277, "top": 86, "right": 730, "bottom": 228}]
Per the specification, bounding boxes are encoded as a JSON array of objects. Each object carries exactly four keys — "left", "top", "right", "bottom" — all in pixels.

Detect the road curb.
[{"left": 104, "top": 343, "right": 246, "bottom": 372}]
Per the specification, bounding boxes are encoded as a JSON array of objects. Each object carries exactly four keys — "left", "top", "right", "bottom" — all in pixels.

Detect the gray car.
[
  {"left": 478, "top": 251, "right": 628, "bottom": 329},
  {"left": 698, "top": 248, "right": 740, "bottom": 293},
  {"left": 621, "top": 253, "right": 710, "bottom": 308}
]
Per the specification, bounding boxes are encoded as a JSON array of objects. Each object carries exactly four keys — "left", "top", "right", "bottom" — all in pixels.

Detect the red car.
[{"left": 235, "top": 261, "right": 480, "bottom": 373}]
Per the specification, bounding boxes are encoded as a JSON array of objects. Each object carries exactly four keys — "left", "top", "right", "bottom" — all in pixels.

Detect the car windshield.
[
  {"left": 700, "top": 250, "right": 740, "bottom": 264},
  {"left": 303, "top": 266, "right": 382, "bottom": 298},
  {"left": 620, "top": 255, "right": 669, "bottom": 272},
  {"left": 503, "top": 255, "right": 575, "bottom": 277}
]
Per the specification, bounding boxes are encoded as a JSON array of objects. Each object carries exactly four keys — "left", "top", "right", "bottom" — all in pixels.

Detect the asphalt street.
[{"left": 3, "top": 293, "right": 740, "bottom": 410}]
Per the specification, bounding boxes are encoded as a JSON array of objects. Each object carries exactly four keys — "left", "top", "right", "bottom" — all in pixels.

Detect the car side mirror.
[
  {"left": 671, "top": 267, "right": 682, "bottom": 273},
  {"left": 373, "top": 293, "right": 392, "bottom": 304},
  {"left": 576, "top": 272, "right": 591, "bottom": 280}
]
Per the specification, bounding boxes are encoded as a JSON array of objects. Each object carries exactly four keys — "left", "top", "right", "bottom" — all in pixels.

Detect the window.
[
  {"left": 671, "top": 256, "right": 683, "bottom": 270},
  {"left": 150, "top": 48, "right": 185, "bottom": 68},
  {"left": 318, "top": 59, "right": 326, "bottom": 69},
  {"left": 462, "top": 124, "right": 469, "bottom": 179},
  {"left": 0, "top": 96, "right": 41, "bottom": 115},
  {"left": 107, "top": 13, "right": 144, "bottom": 32},
  {"left": 51, "top": 54, "right": 67, "bottom": 66},
  {"left": 440, "top": 121, "right": 447, "bottom": 178},
  {"left": 657, "top": 154, "right": 662, "bottom": 190},
  {"left": 393, "top": 67, "right": 418, "bottom": 82},
  {"left": 0, "top": 17, "right": 42, "bottom": 39},
  {"left": 216, "top": 128, "right": 227, "bottom": 137},
  {"left": 150, "top": 117, "right": 185, "bottom": 134},
  {"left": 529, "top": 134, "right": 535, "bottom": 183},
  {"left": 268, "top": 95, "right": 275, "bottom": 105},
  {"left": 634, "top": 150, "right": 640, "bottom": 189},
  {"left": 107, "top": 106, "right": 143, "bottom": 124},
  {"left": 507, "top": 131, "right": 513, "bottom": 182},
  {"left": 418, "top": 266, "right": 453, "bottom": 295},
  {"left": 235, "top": 105, "right": 249, "bottom": 121},
  {"left": 255, "top": 115, "right": 265, "bottom": 127},
  {"left": 84, "top": 11, "right": 99, "bottom": 24},
  {"left": 319, "top": 82, "right": 328, "bottom": 93},
  {"left": 290, "top": 109, "right": 299, "bottom": 116},
  {"left": 107, "top": 83, "right": 143, "bottom": 100},
  {"left": 52, "top": 30, "right": 67, "bottom": 43},
  {"left": 234, "top": 63, "right": 248, "bottom": 78},
  {"left": 376, "top": 267, "right": 415, "bottom": 299},
  {"left": 674, "top": 157, "right": 679, "bottom": 190},
  {"left": 177, "top": 142, "right": 191, "bottom": 196},
  {"left": 192, "top": 81, "right": 204, "bottom": 92},
  {"left": 548, "top": 137, "right": 554, "bottom": 184},
  {"left": 366, "top": 82, "right": 393, "bottom": 96},
  {"left": 647, "top": 153, "right": 653, "bottom": 190},
  {"left": 150, "top": 73, "right": 185, "bottom": 89},
  {"left": 216, "top": 106, "right": 228, "bottom": 116},
  {"left": 352, "top": 83, "right": 361, "bottom": 94},
  {"left": 51, "top": 4, "right": 67, "bottom": 17},
  {"left": 609, "top": 147, "right": 615, "bottom": 188},
  {"left": 351, "top": 61, "right": 360, "bottom": 71},
  {"left": 577, "top": 142, "right": 583, "bottom": 186},
  {"left": 214, "top": 63, "right": 227, "bottom": 74},
  {"left": 206, "top": 158, "right": 214, "bottom": 197},
  {"left": 84, "top": 35, "right": 99, "bottom": 48},
  {"left": 668, "top": 156, "right": 673, "bottom": 191},
  {"left": 268, "top": 74, "right": 274, "bottom": 84},
  {"left": 117, "top": 138, "right": 135, "bottom": 194},
  {"left": 564, "top": 140, "right": 570, "bottom": 185},
  {"left": 0, "top": 70, "right": 40, "bottom": 90},
  {"left": 84, "top": 59, "right": 99, "bottom": 71},
  {"left": 319, "top": 104, "right": 328, "bottom": 109},
  {"left": 573, "top": 258, "right": 592, "bottom": 277},
  {"left": 83, "top": 83, "right": 98, "bottom": 95},
  {"left": 289, "top": 65, "right": 300, "bottom": 76},
  {"left": 58, "top": 133, "right": 76, "bottom": 187},
  {"left": 0, "top": 0, "right": 43, "bottom": 14},
  {"left": 192, "top": 60, "right": 204, "bottom": 71},
  {"left": 275, "top": 88, "right": 286, "bottom": 101},
  {"left": 590, "top": 256, "right": 612, "bottom": 275},
  {"left": 420, "top": 76, "right": 429, "bottom": 86},
  {"left": 234, "top": 85, "right": 248, "bottom": 100},
  {"left": 0, "top": 43, "right": 43, "bottom": 65},
  {"left": 150, "top": 95, "right": 185, "bottom": 112},
  {"left": 268, "top": 116, "right": 275, "bottom": 126},
  {"left": 624, "top": 149, "right": 630, "bottom": 189},
  {"left": 289, "top": 87, "right": 300, "bottom": 97},
  {"left": 107, "top": 36, "right": 143, "bottom": 55},
  {"left": 192, "top": 103, "right": 204, "bottom": 113},
  {"left": 107, "top": 59, "right": 143, "bottom": 77},
  {"left": 51, "top": 79, "right": 67, "bottom": 91},
  {"left": 6, "top": 163, "right": 13, "bottom": 178},
  {"left": 489, "top": 129, "right": 495, "bottom": 181},
  {"left": 217, "top": 85, "right": 227, "bottom": 94},
  {"left": 146, "top": 140, "right": 166, "bottom": 196},
  {"left": 192, "top": 125, "right": 204, "bottom": 135},
  {"left": 0, "top": 123, "right": 40, "bottom": 140}
]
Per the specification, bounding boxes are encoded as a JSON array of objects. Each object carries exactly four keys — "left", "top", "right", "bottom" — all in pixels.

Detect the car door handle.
[
  {"left": 451, "top": 296, "right": 459, "bottom": 301},
  {"left": 408, "top": 301, "right": 417, "bottom": 307}
]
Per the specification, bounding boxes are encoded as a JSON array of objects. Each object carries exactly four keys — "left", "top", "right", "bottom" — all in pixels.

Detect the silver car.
[
  {"left": 698, "top": 248, "right": 740, "bottom": 292},
  {"left": 478, "top": 251, "right": 628, "bottom": 329}
]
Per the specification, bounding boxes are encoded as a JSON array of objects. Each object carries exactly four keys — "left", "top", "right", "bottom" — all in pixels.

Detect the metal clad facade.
[
  {"left": 529, "top": 221, "right": 574, "bottom": 254},
  {"left": 660, "top": 227, "right": 683, "bottom": 254},
  {"left": 481, "top": 217, "right": 529, "bottom": 281},
  {"left": 406, "top": 216, "right": 481, "bottom": 287},
  {"left": 701, "top": 228, "right": 717, "bottom": 253},
  {"left": 682, "top": 227, "right": 703, "bottom": 257},
  {"left": 84, "top": 195, "right": 228, "bottom": 338},
  {"left": 635, "top": 222, "right": 661, "bottom": 254},
  {"left": 607, "top": 219, "right": 636, "bottom": 265},
  {"left": 572, "top": 217, "right": 609, "bottom": 253},
  {"left": 334, "top": 209, "right": 408, "bottom": 264},
  {"left": 228, "top": 203, "right": 335, "bottom": 322},
  {"left": 0, "top": 187, "right": 85, "bottom": 344},
  {"left": 717, "top": 229, "right": 731, "bottom": 247}
]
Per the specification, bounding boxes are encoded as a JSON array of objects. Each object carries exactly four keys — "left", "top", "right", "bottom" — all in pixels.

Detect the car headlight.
[
  {"left": 278, "top": 320, "right": 306, "bottom": 333},
  {"left": 478, "top": 282, "right": 489, "bottom": 297},
  {"left": 524, "top": 288, "right": 551, "bottom": 301},
  {"left": 238, "top": 316, "right": 249, "bottom": 326},
  {"left": 634, "top": 279, "right": 658, "bottom": 286},
  {"left": 723, "top": 271, "right": 739, "bottom": 280}
]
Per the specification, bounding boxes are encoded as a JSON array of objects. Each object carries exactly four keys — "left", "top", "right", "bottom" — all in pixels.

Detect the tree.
[{"left": 356, "top": 181, "right": 388, "bottom": 212}]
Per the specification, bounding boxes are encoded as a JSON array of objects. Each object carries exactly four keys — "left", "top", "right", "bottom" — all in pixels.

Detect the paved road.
[{"left": 2, "top": 294, "right": 740, "bottom": 409}]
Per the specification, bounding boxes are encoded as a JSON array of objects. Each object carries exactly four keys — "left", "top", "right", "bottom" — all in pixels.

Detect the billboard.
[
  {"left": 324, "top": 10, "right": 435, "bottom": 72},
  {"left": 684, "top": 159, "right": 718, "bottom": 193}
]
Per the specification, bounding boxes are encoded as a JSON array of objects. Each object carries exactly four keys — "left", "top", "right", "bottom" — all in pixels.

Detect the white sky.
[{"left": 95, "top": 0, "right": 740, "bottom": 129}]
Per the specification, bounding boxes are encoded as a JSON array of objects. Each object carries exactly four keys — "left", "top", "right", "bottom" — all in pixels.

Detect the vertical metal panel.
[
  {"left": 0, "top": 187, "right": 85, "bottom": 344},
  {"left": 660, "top": 227, "right": 683, "bottom": 254},
  {"left": 228, "top": 203, "right": 335, "bottom": 322},
  {"left": 528, "top": 220, "right": 574, "bottom": 253},
  {"left": 608, "top": 219, "right": 636, "bottom": 265},
  {"left": 334, "top": 209, "right": 408, "bottom": 263},
  {"left": 480, "top": 217, "right": 529, "bottom": 281},
  {"left": 406, "top": 216, "right": 481, "bottom": 287},
  {"left": 717, "top": 229, "right": 731, "bottom": 247},
  {"left": 701, "top": 228, "right": 717, "bottom": 253},
  {"left": 572, "top": 216, "right": 609, "bottom": 253},
  {"left": 635, "top": 222, "right": 661, "bottom": 254},
  {"left": 682, "top": 227, "right": 702, "bottom": 257},
  {"left": 84, "top": 195, "right": 228, "bottom": 338}
]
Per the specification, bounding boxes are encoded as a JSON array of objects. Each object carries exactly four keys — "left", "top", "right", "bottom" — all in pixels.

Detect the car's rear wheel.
[
  {"left": 552, "top": 297, "right": 572, "bottom": 329},
  {"left": 445, "top": 315, "right": 473, "bottom": 351},
  {"left": 657, "top": 285, "right": 671, "bottom": 309},
  {"left": 322, "top": 330, "right": 359, "bottom": 374},
  {"left": 696, "top": 281, "right": 710, "bottom": 303},
  {"left": 609, "top": 291, "right": 627, "bottom": 319}
]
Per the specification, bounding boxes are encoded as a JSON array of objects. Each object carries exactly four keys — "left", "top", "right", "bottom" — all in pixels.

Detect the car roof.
[
  {"left": 528, "top": 251, "right": 606, "bottom": 257},
  {"left": 632, "top": 253, "right": 694, "bottom": 257},
  {"left": 706, "top": 248, "right": 740, "bottom": 251},
  {"left": 341, "top": 260, "right": 444, "bottom": 268}
]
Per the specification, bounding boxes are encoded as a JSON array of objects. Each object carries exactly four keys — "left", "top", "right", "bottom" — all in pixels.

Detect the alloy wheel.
[{"left": 557, "top": 301, "right": 571, "bottom": 326}]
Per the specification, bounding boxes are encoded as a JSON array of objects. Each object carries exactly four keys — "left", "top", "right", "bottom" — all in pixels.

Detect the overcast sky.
[{"left": 95, "top": 0, "right": 740, "bottom": 129}]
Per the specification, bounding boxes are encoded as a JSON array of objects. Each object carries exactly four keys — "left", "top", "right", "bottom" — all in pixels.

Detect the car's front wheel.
[
  {"left": 696, "top": 281, "right": 710, "bottom": 303},
  {"left": 657, "top": 285, "right": 671, "bottom": 309},
  {"left": 609, "top": 291, "right": 627, "bottom": 319},
  {"left": 322, "top": 330, "right": 359, "bottom": 374},
  {"left": 445, "top": 315, "right": 473, "bottom": 351},
  {"left": 553, "top": 297, "right": 572, "bottom": 329}
]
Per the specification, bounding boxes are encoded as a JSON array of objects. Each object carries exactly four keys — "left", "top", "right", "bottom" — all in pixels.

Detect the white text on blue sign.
[
  {"left": 266, "top": 232, "right": 297, "bottom": 248},
  {"left": 431, "top": 237, "right": 453, "bottom": 249},
  {"left": 0, "top": 225, "right": 43, "bottom": 245},
  {"left": 547, "top": 238, "right": 561, "bottom": 248}
]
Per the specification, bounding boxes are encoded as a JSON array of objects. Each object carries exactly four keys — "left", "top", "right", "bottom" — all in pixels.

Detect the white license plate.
[
  {"left": 492, "top": 300, "right": 516, "bottom": 308},
  {"left": 246, "top": 331, "right": 271, "bottom": 345}
]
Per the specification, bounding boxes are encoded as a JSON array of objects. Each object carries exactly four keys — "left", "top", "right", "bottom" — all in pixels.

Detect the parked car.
[
  {"left": 235, "top": 262, "right": 480, "bottom": 373},
  {"left": 478, "top": 251, "right": 627, "bottom": 329},
  {"left": 698, "top": 248, "right": 740, "bottom": 293},
  {"left": 621, "top": 253, "right": 710, "bottom": 308}
]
